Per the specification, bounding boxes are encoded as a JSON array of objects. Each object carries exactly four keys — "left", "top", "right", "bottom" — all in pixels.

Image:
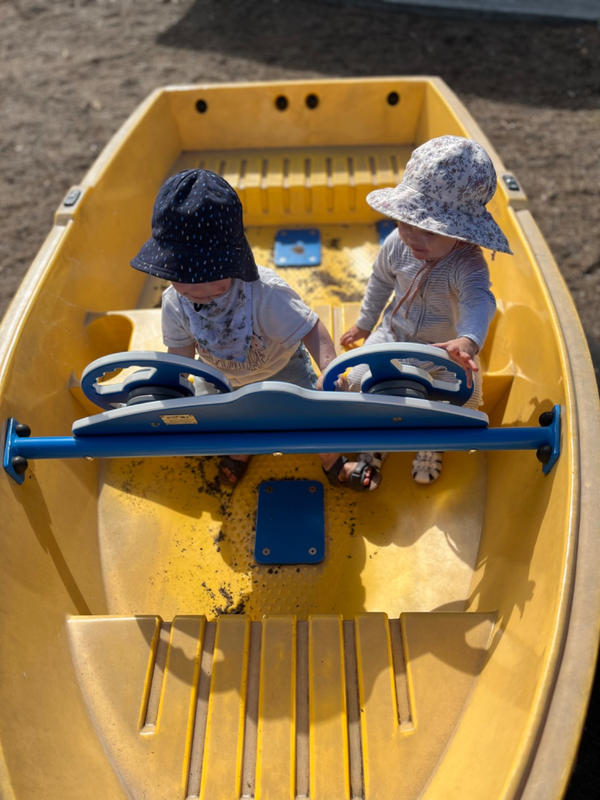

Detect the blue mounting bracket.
[
  {"left": 255, "top": 480, "right": 325, "bottom": 565},
  {"left": 3, "top": 417, "right": 30, "bottom": 484},
  {"left": 376, "top": 219, "right": 396, "bottom": 244},
  {"left": 274, "top": 228, "right": 321, "bottom": 266}
]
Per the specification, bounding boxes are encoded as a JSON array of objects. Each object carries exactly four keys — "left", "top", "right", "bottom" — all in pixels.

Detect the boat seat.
[
  {"left": 479, "top": 301, "right": 519, "bottom": 417},
  {"left": 171, "top": 145, "right": 412, "bottom": 224},
  {"left": 67, "top": 610, "right": 496, "bottom": 800},
  {"left": 82, "top": 303, "right": 361, "bottom": 355}
]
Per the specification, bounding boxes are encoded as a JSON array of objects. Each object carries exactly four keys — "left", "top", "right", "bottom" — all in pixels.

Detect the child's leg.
[
  {"left": 338, "top": 328, "right": 394, "bottom": 482},
  {"left": 265, "top": 345, "right": 384, "bottom": 491},
  {"left": 464, "top": 354, "right": 483, "bottom": 409},
  {"left": 411, "top": 354, "right": 482, "bottom": 484},
  {"left": 215, "top": 348, "right": 316, "bottom": 487},
  {"left": 346, "top": 326, "right": 394, "bottom": 390}
]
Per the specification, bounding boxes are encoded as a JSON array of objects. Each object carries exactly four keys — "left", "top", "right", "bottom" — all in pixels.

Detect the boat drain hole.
[
  {"left": 387, "top": 91, "right": 400, "bottom": 106},
  {"left": 275, "top": 95, "right": 289, "bottom": 111},
  {"left": 305, "top": 93, "right": 319, "bottom": 109},
  {"left": 195, "top": 99, "right": 208, "bottom": 113}
]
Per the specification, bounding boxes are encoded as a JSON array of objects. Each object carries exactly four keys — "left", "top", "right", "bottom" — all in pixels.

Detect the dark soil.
[
  {"left": 2, "top": 2, "right": 599, "bottom": 367},
  {"left": 1, "top": 1, "right": 599, "bottom": 796}
]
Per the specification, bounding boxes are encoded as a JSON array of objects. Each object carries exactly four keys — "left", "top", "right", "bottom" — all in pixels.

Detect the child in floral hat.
[
  {"left": 340, "top": 135, "right": 512, "bottom": 484},
  {"left": 132, "top": 168, "right": 380, "bottom": 490}
]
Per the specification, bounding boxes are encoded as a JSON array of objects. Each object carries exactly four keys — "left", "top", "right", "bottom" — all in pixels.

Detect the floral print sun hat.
[{"left": 366, "top": 135, "right": 512, "bottom": 254}]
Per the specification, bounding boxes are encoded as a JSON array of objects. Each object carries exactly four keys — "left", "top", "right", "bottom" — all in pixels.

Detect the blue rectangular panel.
[
  {"left": 255, "top": 480, "right": 325, "bottom": 564},
  {"left": 274, "top": 228, "right": 321, "bottom": 266}
]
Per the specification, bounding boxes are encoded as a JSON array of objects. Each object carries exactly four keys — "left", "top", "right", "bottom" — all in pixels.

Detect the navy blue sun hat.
[{"left": 131, "top": 169, "right": 259, "bottom": 283}]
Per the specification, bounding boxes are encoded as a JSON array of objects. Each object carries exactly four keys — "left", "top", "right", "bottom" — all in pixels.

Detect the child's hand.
[
  {"left": 340, "top": 325, "right": 370, "bottom": 348},
  {"left": 315, "top": 372, "right": 348, "bottom": 391},
  {"left": 433, "top": 337, "right": 478, "bottom": 388},
  {"left": 335, "top": 373, "right": 349, "bottom": 391}
]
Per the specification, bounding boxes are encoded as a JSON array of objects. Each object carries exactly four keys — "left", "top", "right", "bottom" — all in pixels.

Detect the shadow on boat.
[
  {"left": 157, "top": 0, "right": 598, "bottom": 111},
  {"left": 5, "top": 471, "right": 95, "bottom": 615}
]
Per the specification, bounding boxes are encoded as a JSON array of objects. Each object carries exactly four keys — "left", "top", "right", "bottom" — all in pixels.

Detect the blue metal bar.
[
  {"left": 7, "top": 427, "right": 559, "bottom": 458},
  {"left": 4, "top": 406, "right": 561, "bottom": 484}
]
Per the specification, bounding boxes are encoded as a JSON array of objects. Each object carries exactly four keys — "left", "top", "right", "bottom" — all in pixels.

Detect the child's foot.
[
  {"left": 218, "top": 455, "right": 251, "bottom": 486},
  {"left": 411, "top": 451, "right": 443, "bottom": 484},
  {"left": 322, "top": 454, "right": 381, "bottom": 492}
]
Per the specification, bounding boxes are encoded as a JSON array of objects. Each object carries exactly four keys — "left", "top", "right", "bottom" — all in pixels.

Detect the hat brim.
[
  {"left": 130, "top": 234, "right": 259, "bottom": 283},
  {"left": 367, "top": 185, "right": 513, "bottom": 255}
]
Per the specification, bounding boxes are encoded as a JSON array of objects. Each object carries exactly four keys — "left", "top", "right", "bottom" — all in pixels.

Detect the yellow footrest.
[{"left": 68, "top": 612, "right": 495, "bottom": 799}]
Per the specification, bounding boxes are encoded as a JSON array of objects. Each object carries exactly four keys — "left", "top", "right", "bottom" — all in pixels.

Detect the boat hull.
[{"left": 1, "top": 77, "right": 598, "bottom": 799}]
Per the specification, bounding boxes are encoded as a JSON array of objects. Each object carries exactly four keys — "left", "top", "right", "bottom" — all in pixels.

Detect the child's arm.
[
  {"left": 162, "top": 287, "right": 197, "bottom": 360},
  {"left": 451, "top": 252, "right": 496, "bottom": 365},
  {"left": 302, "top": 319, "right": 337, "bottom": 390},
  {"left": 167, "top": 344, "right": 196, "bottom": 359},
  {"left": 165, "top": 344, "right": 197, "bottom": 381},
  {"left": 340, "top": 238, "right": 395, "bottom": 348}
]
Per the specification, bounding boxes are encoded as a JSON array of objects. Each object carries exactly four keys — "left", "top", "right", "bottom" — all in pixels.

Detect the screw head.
[
  {"left": 536, "top": 444, "right": 552, "bottom": 464},
  {"left": 12, "top": 456, "right": 28, "bottom": 475}
]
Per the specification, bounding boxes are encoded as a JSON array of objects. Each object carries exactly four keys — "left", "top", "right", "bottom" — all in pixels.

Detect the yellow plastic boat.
[{"left": 1, "top": 77, "right": 599, "bottom": 800}]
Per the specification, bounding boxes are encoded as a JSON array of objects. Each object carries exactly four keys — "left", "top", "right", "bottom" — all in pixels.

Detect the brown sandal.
[{"left": 322, "top": 455, "right": 380, "bottom": 492}]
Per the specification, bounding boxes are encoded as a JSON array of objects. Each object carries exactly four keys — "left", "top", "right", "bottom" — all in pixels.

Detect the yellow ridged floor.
[{"left": 68, "top": 611, "right": 496, "bottom": 800}]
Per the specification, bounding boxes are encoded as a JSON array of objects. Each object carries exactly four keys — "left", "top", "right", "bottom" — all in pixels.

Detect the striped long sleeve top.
[{"left": 357, "top": 229, "right": 496, "bottom": 351}]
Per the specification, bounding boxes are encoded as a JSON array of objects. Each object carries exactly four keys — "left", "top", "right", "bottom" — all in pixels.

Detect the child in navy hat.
[
  {"left": 340, "top": 136, "right": 512, "bottom": 485},
  {"left": 132, "top": 169, "right": 380, "bottom": 490}
]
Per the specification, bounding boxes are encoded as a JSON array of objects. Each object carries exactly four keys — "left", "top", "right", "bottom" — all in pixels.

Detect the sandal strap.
[
  {"left": 413, "top": 450, "right": 443, "bottom": 467},
  {"left": 322, "top": 455, "right": 349, "bottom": 487},
  {"left": 348, "top": 459, "right": 380, "bottom": 491},
  {"left": 219, "top": 455, "right": 250, "bottom": 483},
  {"left": 358, "top": 451, "right": 385, "bottom": 470},
  {"left": 412, "top": 451, "right": 443, "bottom": 484}
]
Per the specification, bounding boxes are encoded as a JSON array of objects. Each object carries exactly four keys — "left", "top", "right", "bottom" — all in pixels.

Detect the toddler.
[
  {"left": 340, "top": 135, "right": 512, "bottom": 484},
  {"left": 131, "top": 168, "right": 380, "bottom": 490}
]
